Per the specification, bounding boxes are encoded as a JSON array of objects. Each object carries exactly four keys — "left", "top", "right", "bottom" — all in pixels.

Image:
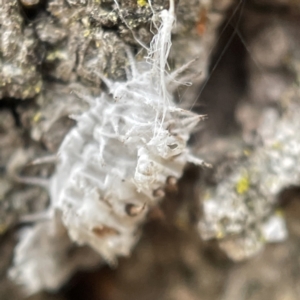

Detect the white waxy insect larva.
[{"left": 10, "top": 0, "right": 206, "bottom": 294}]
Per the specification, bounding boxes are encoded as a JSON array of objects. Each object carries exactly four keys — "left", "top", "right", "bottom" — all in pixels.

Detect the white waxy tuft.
[{"left": 10, "top": 1, "right": 205, "bottom": 294}]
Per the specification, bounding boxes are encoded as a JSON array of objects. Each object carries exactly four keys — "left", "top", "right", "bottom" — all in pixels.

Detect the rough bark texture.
[{"left": 1, "top": 0, "right": 300, "bottom": 299}]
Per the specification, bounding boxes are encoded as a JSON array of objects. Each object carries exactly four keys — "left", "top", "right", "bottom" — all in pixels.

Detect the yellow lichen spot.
[
  {"left": 46, "top": 51, "right": 58, "bottom": 61},
  {"left": 272, "top": 141, "right": 283, "bottom": 150},
  {"left": 275, "top": 209, "right": 284, "bottom": 217},
  {"left": 216, "top": 230, "right": 224, "bottom": 239},
  {"left": 236, "top": 173, "right": 250, "bottom": 195},
  {"left": 243, "top": 149, "right": 251, "bottom": 156},
  {"left": 22, "top": 89, "right": 30, "bottom": 98},
  {"left": 46, "top": 50, "right": 67, "bottom": 61},
  {"left": 33, "top": 112, "right": 41, "bottom": 123},
  {"left": 34, "top": 81, "right": 42, "bottom": 94},
  {"left": 137, "top": 0, "right": 148, "bottom": 7},
  {"left": 83, "top": 29, "right": 90, "bottom": 37}
]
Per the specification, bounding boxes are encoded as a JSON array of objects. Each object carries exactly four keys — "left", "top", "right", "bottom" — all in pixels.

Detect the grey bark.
[{"left": 1, "top": 0, "right": 300, "bottom": 299}]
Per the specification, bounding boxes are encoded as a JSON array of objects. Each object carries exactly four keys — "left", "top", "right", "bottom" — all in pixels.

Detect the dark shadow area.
[{"left": 195, "top": 3, "right": 248, "bottom": 139}]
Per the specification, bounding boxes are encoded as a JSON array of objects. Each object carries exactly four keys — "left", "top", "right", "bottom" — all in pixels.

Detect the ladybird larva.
[{"left": 10, "top": 0, "right": 206, "bottom": 293}]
